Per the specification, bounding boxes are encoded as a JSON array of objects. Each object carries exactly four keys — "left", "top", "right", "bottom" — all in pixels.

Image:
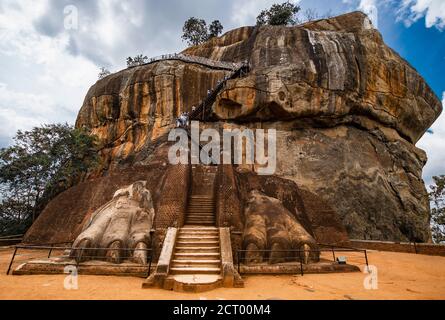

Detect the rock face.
[{"left": 26, "top": 12, "right": 442, "bottom": 248}]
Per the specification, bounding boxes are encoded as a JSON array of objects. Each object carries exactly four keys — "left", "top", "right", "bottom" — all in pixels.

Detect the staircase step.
[
  {"left": 172, "top": 263, "right": 220, "bottom": 269},
  {"left": 185, "top": 222, "right": 216, "bottom": 226},
  {"left": 186, "top": 215, "right": 215, "bottom": 220},
  {"left": 175, "top": 247, "right": 220, "bottom": 253},
  {"left": 172, "top": 259, "right": 220, "bottom": 264},
  {"left": 179, "top": 227, "right": 219, "bottom": 236},
  {"left": 180, "top": 227, "right": 218, "bottom": 230},
  {"left": 174, "top": 253, "right": 220, "bottom": 260},
  {"left": 170, "top": 267, "right": 220, "bottom": 275},
  {"left": 179, "top": 234, "right": 218, "bottom": 238},
  {"left": 187, "top": 206, "right": 214, "bottom": 209},
  {"left": 177, "top": 236, "right": 218, "bottom": 241},
  {"left": 181, "top": 226, "right": 219, "bottom": 231},
  {"left": 176, "top": 242, "right": 219, "bottom": 248}
]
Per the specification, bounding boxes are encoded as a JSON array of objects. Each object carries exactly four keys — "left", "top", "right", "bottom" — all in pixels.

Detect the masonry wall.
[{"left": 349, "top": 240, "right": 445, "bottom": 257}]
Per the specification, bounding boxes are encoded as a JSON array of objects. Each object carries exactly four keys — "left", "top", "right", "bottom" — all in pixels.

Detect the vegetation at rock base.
[
  {"left": 126, "top": 54, "right": 149, "bottom": 67},
  {"left": 0, "top": 124, "right": 99, "bottom": 236},
  {"left": 182, "top": 17, "right": 224, "bottom": 46},
  {"left": 256, "top": 1, "right": 301, "bottom": 26},
  {"left": 430, "top": 175, "right": 445, "bottom": 243}
]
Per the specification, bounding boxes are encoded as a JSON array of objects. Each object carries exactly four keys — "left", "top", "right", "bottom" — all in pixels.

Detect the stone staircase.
[
  {"left": 166, "top": 166, "right": 223, "bottom": 291},
  {"left": 184, "top": 195, "right": 216, "bottom": 226},
  {"left": 170, "top": 226, "right": 220, "bottom": 276}
]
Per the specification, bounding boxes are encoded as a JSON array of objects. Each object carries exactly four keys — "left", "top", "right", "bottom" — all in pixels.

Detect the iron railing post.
[
  {"left": 147, "top": 251, "right": 152, "bottom": 277},
  {"left": 332, "top": 246, "right": 336, "bottom": 262},
  {"left": 47, "top": 245, "right": 53, "bottom": 259},
  {"left": 299, "top": 249, "right": 304, "bottom": 276},
  {"left": 6, "top": 246, "right": 18, "bottom": 275},
  {"left": 364, "top": 250, "right": 369, "bottom": 268}
]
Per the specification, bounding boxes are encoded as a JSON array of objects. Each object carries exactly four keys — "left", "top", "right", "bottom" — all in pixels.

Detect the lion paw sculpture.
[
  {"left": 242, "top": 190, "right": 319, "bottom": 265},
  {"left": 70, "top": 181, "right": 155, "bottom": 265}
]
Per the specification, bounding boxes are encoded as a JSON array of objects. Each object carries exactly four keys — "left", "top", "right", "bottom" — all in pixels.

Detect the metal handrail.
[
  {"left": 189, "top": 63, "right": 250, "bottom": 121},
  {"left": 236, "top": 245, "right": 369, "bottom": 276},
  {"left": 6, "top": 244, "right": 154, "bottom": 276},
  {"left": 127, "top": 53, "right": 246, "bottom": 71},
  {"left": 0, "top": 234, "right": 24, "bottom": 239}
]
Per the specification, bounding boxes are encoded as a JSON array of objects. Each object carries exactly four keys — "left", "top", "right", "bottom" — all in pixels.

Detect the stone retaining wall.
[{"left": 349, "top": 240, "right": 445, "bottom": 257}]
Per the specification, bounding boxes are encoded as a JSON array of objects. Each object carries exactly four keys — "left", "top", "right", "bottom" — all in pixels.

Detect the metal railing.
[
  {"left": 127, "top": 53, "right": 246, "bottom": 71},
  {"left": 6, "top": 243, "right": 153, "bottom": 277},
  {"left": 188, "top": 62, "right": 250, "bottom": 121},
  {"left": 0, "top": 234, "right": 24, "bottom": 246},
  {"left": 236, "top": 244, "right": 369, "bottom": 276}
]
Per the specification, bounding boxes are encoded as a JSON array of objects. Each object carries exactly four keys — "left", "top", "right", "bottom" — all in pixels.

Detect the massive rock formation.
[{"left": 25, "top": 11, "right": 442, "bottom": 249}]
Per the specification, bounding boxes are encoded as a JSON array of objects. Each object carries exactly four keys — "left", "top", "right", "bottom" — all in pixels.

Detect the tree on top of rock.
[
  {"left": 256, "top": 1, "right": 301, "bottom": 26},
  {"left": 182, "top": 17, "right": 209, "bottom": 46},
  {"left": 182, "top": 17, "right": 224, "bottom": 46},
  {"left": 98, "top": 67, "right": 111, "bottom": 79},
  {"left": 208, "top": 20, "right": 224, "bottom": 39},
  {"left": 126, "top": 54, "right": 148, "bottom": 67}
]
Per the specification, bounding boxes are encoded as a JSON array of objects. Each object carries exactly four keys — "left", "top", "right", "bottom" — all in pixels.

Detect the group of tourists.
[{"left": 176, "top": 111, "right": 190, "bottom": 128}]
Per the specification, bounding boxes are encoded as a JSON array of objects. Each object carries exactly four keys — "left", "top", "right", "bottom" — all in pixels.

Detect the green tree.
[
  {"left": 208, "top": 20, "right": 224, "bottom": 39},
  {"left": 256, "top": 1, "right": 301, "bottom": 26},
  {"left": 430, "top": 175, "right": 445, "bottom": 243},
  {"left": 0, "top": 124, "right": 99, "bottom": 236},
  {"left": 126, "top": 54, "right": 148, "bottom": 67},
  {"left": 182, "top": 17, "right": 209, "bottom": 46}
]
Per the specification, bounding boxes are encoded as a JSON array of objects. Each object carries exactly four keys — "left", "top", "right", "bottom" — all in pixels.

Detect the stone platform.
[
  {"left": 239, "top": 261, "right": 360, "bottom": 274},
  {"left": 164, "top": 274, "right": 223, "bottom": 293},
  {"left": 13, "top": 257, "right": 153, "bottom": 278},
  {"left": 13, "top": 257, "right": 359, "bottom": 279}
]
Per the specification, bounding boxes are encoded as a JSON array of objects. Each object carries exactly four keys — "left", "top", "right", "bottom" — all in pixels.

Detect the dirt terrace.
[{"left": 0, "top": 247, "right": 444, "bottom": 300}]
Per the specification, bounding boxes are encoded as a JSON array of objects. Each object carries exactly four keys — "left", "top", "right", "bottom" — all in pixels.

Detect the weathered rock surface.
[{"left": 27, "top": 11, "right": 443, "bottom": 246}]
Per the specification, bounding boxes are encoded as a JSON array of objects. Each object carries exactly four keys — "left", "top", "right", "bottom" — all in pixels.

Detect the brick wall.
[{"left": 349, "top": 240, "right": 445, "bottom": 257}]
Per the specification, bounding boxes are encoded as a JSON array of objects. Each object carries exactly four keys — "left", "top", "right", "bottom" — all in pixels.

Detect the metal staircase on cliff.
[{"left": 189, "top": 62, "right": 250, "bottom": 121}]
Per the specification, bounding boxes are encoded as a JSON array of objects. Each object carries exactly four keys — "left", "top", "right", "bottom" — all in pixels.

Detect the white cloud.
[
  {"left": 0, "top": 83, "right": 73, "bottom": 145},
  {"left": 417, "top": 92, "right": 445, "bottom": 187},
  {"left": 341, "top": 0, "right": 379, "bottom": 28},
  {"left": 358, "top": 0, "right": 379, "bottom": 27},
  {"left": 0, "top": 0, "right": 99, "bottom": 146},
  {"left": 397, "top": 0, "right": 445, "bottom": 30}
]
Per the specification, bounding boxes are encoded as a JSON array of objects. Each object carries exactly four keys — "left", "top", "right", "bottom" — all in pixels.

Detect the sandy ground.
[{"left": 0, "top": 247, "right": 444, "bottom": 300}]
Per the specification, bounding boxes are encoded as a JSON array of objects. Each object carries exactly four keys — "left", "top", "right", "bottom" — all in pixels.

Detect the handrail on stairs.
[{"left": 189, "top": 62, "right": 250, "bottom": 122}]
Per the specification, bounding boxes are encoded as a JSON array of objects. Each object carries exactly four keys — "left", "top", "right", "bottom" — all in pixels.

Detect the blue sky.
[{"left": 0, "top": 0, "right": 444, "bottom": 186}]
